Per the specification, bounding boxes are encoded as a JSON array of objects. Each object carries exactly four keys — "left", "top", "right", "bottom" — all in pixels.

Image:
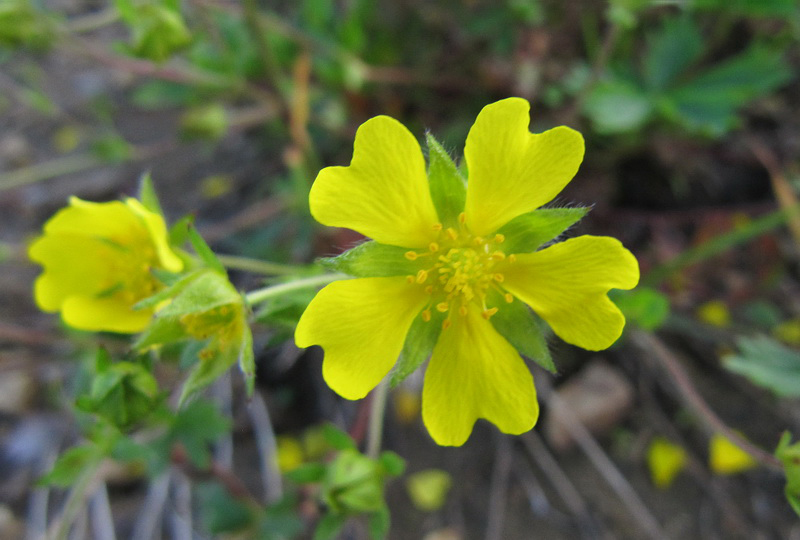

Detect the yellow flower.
[
  {"left": 29, "top": 196, "right": 183, "bottom": 333},
  {"left": 296, "top": 98, "right": 639, "bottom": 446}
]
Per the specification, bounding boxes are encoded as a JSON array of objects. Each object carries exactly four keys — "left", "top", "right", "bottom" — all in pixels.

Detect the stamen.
[
  {"left": 406, "top": 275, "right": 415, "bottom": 284},
  {"left": 432, "top": 223, "right": 443, "bottom": 232},
  {"left": 508, "top": 254, "right": 517, "bottom": 263},
  {"left": 429, "top": 242, "right": 439, "bottom": 252},
  {"left": 493, "top": 273, "right": 505, "bottom": 282},
  {"left": 404, "top": 251, "right": 418, "bottom": 261},
  {"left": 421, "top": 309, "right": 431, "bottom": 322},
  {"left": 458, "top": 212, "right": 466, "bottom": 224},
  {"left": 442, "top": 319, "right": 451, "bottom": 330},
  {"left": 481, "top": 307, "right": 499, "bottom": 320},
  {"left": 494, "top": 234, "right": 505, "bottom": 243},
  {"left": 446, "top": 227, "right": 458, "bottom": 241},
  {"left": 473, "top": 236, "right": 484, "bottom": 246},
  {"left": 424, "top": 285, "right": 434, "bottom": 294},
  {"left": 504, "top": 293, "right": 514, "bottom": 303},
  {"left": 459, "top": 305, "right": 468, "bottom": 316},
  {"left": 436, "top": 302, "right": 449, "bottom": 313},
  {"left": 416, "top": 270, "right": 429, "bottom": 284},
  {"left": 490, "top": 251, "right": 506, "bottom": 261}
]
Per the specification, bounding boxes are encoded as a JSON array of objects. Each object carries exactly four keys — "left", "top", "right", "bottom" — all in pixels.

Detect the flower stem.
[
  {"left": 367, "top": 379, "right": 390, "bottom": 459},
  {"left": 216, "top": 254, "right": 307, "bottom": 276},
  {"left": 244, "top": 273, "right": 347, "bottom": 305}
]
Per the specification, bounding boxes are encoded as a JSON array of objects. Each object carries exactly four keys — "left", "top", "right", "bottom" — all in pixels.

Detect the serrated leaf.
[
  {"left": 390, "top": 310, "right": 444, "bottom": 387},
  {"left": 322, "top": 424, "right": 356, "bottom": 451},
  {"left": 643, "top": 16, "right": 703, "bottom": 91},
  {"left": 38, "top": 445, "right": 102, "bottom": 487},
  {"left": 426, "top": 134, "right": 466, "bottom": 228},
  {"left": 198, "top": 483, "right": 254, "bottom": 534},
  {"left": 137, "top": 171, "right": 164, "bottom": 216},
  {"left": 489, "top": 290, "right": 554, "bottom": 372},
  {"left": 724, "top": 335, "right": 800, "bottom": 397},
  {"left": 584, "top": 79, "right": 653, "bottom": 134},
  {"left": 178, "top": 342, "right": 239, "bottom": 406},
  {"left": 320, "top": 241, "right": 420, "bottom": 278},
  {"left": 168, "top": 400, "right": 230, "bottom": 468},
  {"left": 497, "top": 207, "right": 589, "bottom": 255}
]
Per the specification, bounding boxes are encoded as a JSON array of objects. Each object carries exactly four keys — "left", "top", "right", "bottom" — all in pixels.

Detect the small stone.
[
  {"left": 544, "top": 359, "right": 635, "bottom": 450},
  {"left": 0, "top": 369, "right": 36, "bottom": 414}
]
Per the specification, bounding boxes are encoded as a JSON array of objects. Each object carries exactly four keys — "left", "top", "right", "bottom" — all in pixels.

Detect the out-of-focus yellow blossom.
[
  {"left": 29, "top": 197, "right": 182, "bottom": 333},
  {"left": 406, "top": 469, "right": 452, "bottom": 511},
  {"left": 709, "top": 433, "right": 757, "bottom": 475},
  {"left": 696, "top": 300, "right": 731, "bottom": 328},
  {"left": 296, "top": 98, "right": 639, "bottom": 446},
  {"left": 646, "top": 436, "right": 687, "bottom": 489}
]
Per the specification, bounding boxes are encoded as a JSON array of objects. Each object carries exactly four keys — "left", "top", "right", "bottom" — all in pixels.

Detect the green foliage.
[
  {"left": 584, "top": 15, "right": 794, "bottom": 137},
  {"left": 0, "top": 0, "right": 55, "bottom": 49},
  {"left": 154, "top": 399, "right": 230, "bottom": 469},
  {"left": 610, "top": 287, "right": 671, "bottom": 331},
  {"left": 320, "top": 241, "right": 421, "bottom": 277},
  {"left": 115, "top": 0, "right": 192, "bottom": 62},
  {"left": 180, "top": 103, "right": 228, "bottom": 141},
  {"left": 724, "top": 336, "right": 800, "bottom": 398},
  {"left": 775, "top": 432, "right": 800, "bottom": 517},
  {"left": 38, "top": 444, "right": 104, "bottom": 488}
]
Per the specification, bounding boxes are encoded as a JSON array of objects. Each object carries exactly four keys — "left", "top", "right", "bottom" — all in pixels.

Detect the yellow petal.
[
  {"left": 309, "top": 116, "right": 440, "bottom": 248},
  {"left": 44, "top": 197, "right": 145, "bottom": 241},
  {"left": 125, "top": 198, "right": 183, "bottom": 272},
  {"left": 709, "top": 433, "right": 757, "bottom": 475},
  {"left": 647, "top": 437, "right": 687, "bottom": 489},
  {"left": 28, "top": 235, "right": 113, "bottom": 311},
  {"left": 61, "top": 296, "right": 154, "bottom": 333},
  {"left": 463, "top": 98, "right": 585, "bottom": 237},
  {"left": 295, "top": 277, "right": 429, "bottom": 399},
  {"left": 501, "top": 236, "right": 639, "bottom": 351},
  {"left": 422, "top": 307, "right": 538, "bottom": 446}
]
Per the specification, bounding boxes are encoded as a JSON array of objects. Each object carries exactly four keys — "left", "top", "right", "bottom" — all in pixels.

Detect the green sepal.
[
  {"left": 426, "top": 133, "right": 466, "bottom": 228},
  {"left": 390, "top": 309, "right": 445, "bottom": 387},
  {"left": 776, "top": 431, "right": 800, "bottom": 517},
  {"left": 178, "top": 341, "right": 239, "bottom": 406},
  {"left": 187, "top": 224, "right": 226, "bottom": 274},
  {"left": 137, "top": 171, "right": 164, "bottom": 216},
  {"left": 488, "top": 290, "right": 555, "bottom": 373},
  {"left": 320, "top": 241, "right": 420, "bottom": 277},
  {"left": 498, "top": 207, "right": 589, "bottom": 254}
]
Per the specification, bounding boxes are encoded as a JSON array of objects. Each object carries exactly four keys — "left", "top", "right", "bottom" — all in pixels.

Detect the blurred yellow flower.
[
  {"left": 709, "top": 433, "right": 757, "bottom": 475},
  {"left": 646, "top": 436, "right": 687, "bottom": 489},
  {"left": 296, "top": 98, "right": 639, "bottom": 446},
  {"left": 29, "top": 196, "right": 183, "bottom": 333}
]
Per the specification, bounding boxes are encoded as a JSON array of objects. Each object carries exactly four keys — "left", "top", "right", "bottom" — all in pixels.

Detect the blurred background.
[{"left": 1, "top": 0, "right": 800, "bottom": 538}]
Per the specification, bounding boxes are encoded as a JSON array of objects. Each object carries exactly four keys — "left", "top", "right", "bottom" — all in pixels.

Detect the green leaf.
[
  {"left": 691, "top": 0, "right": 798, "bottom": 17},
  {"left": 390, "top": 309, "right": 444, "bottom": 387},
  {"left": 198, "top": 483, "right": 254, "bottom": 534},
  {"left": 367, "top": 505, "right": 390, "bottom": 540},
  {"left": 178, "top": 341, "right": 239, "bottom": 406},
  {"left": 723, "top": 336, "right": 800, "bottom": 397},
  {"left": 286, "top": 463, "right": 327, "bottom": 484},
  {"left": 322, "top": 424, "right": 356, "bottom": 451},
  {"left": 609, "top": 287, "right": 670, "bottom": 331},
  {"left": 314, "top": 513, "right": 347, "bottom": 540},
  {"left": 584, "top": 79, "right": 653, "bottom": 134},
  {"left": 320, "top": 241, "right": 420, "bottom": 278},
  {"left": 775, "top": 431, "right": 800, "bottom": 517},
  {"left": 378, "top": 451, "right": 405, "bottom": 476},
  {"left": 38, "top": 445, "right": 102, "bottom": 487},
  {"left": 187, "top": 225, "right": 226, "bottom": 274},
  {"left": 137, "top": 171, "right": 164, "bottom": 216},
  {"left": 497, "top": 207, "right": 589, "bottom": 255},
  {"left": 426, "top": 134, "right": 466, "bottom": 228},
  {"left": 489, "top": 291, "right": 554, "bottom": 372},
  {"left": 165, "top": 399, "right": 230, "bottom": 468},
  {"left": 643, "top": 16, "right": 704, "bottom": 91}
]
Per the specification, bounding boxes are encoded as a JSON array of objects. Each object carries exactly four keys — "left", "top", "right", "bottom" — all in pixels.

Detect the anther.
[
  {"left": 458, "top": 212, "right": 466, "bottom": 224},
  {"left": 504, "top": 293, "right": 514, "bottom": 303},
  {"left": 429, "top": 242, "right": 439, "bottom": 252},
  {"left": 436, "top": 302, "right": 449, "bottom": 313},
  {"left": 424, "top": 285, "right": 434, "bottom": 294},
  {"left": 446, "top": 228, "right": 458, "bottom": 241},
  {"left": 432, "top": 223, "right": 443, "bottom": 232},
  {"left": 481, "top": 307, "right": 499, "bottom": 320},
  {"left": 406, "top": 275, "right": 415, "bottom": 284},
  {"left": 473, "top": 236, "right": 484, "bottom": 245},
  {"left": 416, "top": 270, "right": 429, "bottom": 284},
  {"left": 421, "top": 309, "right": 431, "bottom": 322},
  {"left": 490, "top": 251, "right": 506, "bottom": 261},
  {"left": 404, "top": 251, "right": 418, "bottom": 261},
  {"left": 493, "top": 273, "right": 505, "bottom": 282},
  {"left": 508, "top": 254, "right": 517, "bottom": 263},
  {"left": 459, "top": 305, "right": 468, "bottom": 316},
  {"left": 442, "top": 319, "right": 451, "bottom": 330},
  {"left": 494, "top": 234, "right": 505, "bottom": 243}
]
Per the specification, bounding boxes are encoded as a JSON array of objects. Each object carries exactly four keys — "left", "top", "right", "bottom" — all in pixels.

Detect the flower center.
[
  {"left": 96, "top": 236, "right": 162, "bottom": 306},
  {"left": 405, "top": 213, "right": 516, "bottom": 329}
]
